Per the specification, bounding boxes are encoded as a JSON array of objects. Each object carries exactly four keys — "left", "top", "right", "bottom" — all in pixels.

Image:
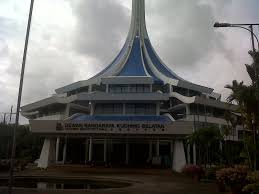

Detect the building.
[{"left": 21, "top": 0, "right": 242, "bottom": 172}]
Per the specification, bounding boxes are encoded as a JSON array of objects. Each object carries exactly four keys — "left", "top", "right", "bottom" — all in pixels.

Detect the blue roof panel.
[
  {"left": 118, "top": 37, "right": 147, "bottom": 76},
  {"left": 72, "top": 115, "right": 172, "bottom": 124}
]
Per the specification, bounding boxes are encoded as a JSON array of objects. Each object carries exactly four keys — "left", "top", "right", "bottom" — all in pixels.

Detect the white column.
[
  {"left": 126, "top": 141, "right": 129, "bottom": 165},
  {"left": 156, "top": 140, "right": 160, "bottom": 157},
  {"left": 62, "top": 138, "right": 67, "bottom": 164},
  {"left": 89, "top": 137, "right": 93, "bottom": 162},
  {"left": 172, "top": 140, "right": 186, "bottom": 172},
  {"left": 104, "top": 139, "right": 107, "bottom": 163},
  {"left": 38, "top": 138, "right": 56, "bottom": 168},
  {"left": 55, "top": 137, "right": 60, "bottom": 162},
  {"left": 149, "top": 140, "right": 152, "bottom": 159}
]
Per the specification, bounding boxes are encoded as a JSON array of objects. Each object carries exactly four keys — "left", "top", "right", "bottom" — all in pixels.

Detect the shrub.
[
  {"left": 205, "top": 165, "right": 226, "bottom": 180},
  {"left": 216, "top": 165, "right": 248, "bottom": 194},
  {"left": 243, "top": 183, "right": 259, "bottom": 193},
  {"left": 182, "top": 164, "right": 204, "bottom": 180},
  {"left": 243, "top": 171, "right": 259, "bottom": 193}
]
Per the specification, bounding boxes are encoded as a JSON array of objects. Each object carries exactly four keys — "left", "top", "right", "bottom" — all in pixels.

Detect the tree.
[
  {"left": 187, "top": 126, "right": 223, "bottom": 167},
  {"left": 0, "top": 124, "right": 43, "bottom": 162},
  {"left": 225, "top": 51, "right": 259, "bottom": 170}
]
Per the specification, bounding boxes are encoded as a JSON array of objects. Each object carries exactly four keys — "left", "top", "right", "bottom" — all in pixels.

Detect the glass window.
[
  {"left": 114, "top": 104, "right": 122, "bottom": 114},
  {"left": 189, "top": 89, "right": 201, "bottom": 97},
  {"left": 126, "top": 104, "right": 156, "bottom": 115},
  {"left": 126, "top": 104, "right": 135, "bottom": 115},
  {"left": 136, "top": 85, "right": 143, "bottom": 93},
  {"left": 109, "top": 84, "right": 150, "bottom": 93},
  {"left": 135, "top": 104, "right": 145, "bottom": 115},
  {"left": 173, "top": 86, "right": 188, "bottom": 96},
  {"left": 121, "top": 86, "right": 128, "bottom": 93},
  {"left": 129, "top": 85, "right": 136, "bottom": 93},
  {"left": 170, "top": 107, "right": 186, "bottom": 120},
  {"left": 95, "top": 104, "right": 122, "bottom": 115},
  {"left": 145, "top": 104, "right": 156, "bottom": 115},
  {"left": 144, "top": 85, "right": 150, "bottom": 93},
  {"left": 115, "top": 86, "right": 122, "bottom": 93}
]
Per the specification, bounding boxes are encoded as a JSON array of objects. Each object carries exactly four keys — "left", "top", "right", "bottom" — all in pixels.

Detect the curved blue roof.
[
  {"left": 92, "top": 40, "right": 129, "bottom": 79},
  {"left": 72, "top": 115, "right": 172, "bottom": 124},
  {"left": 144, "top": 39, "right": 181, "bottom": 80},
  {"left": 118, "top": 37, "right": 147, "bottom": 76},
  {"left": 142, "top": 48, "right": 163, "bottom": 84}
]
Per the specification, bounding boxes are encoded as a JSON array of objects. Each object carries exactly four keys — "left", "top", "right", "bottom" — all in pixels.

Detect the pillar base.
[
  {"left": 38, "top": 138, "right": 56, "bottom": 169},
  {"left": 172, "top": 140, "right": 186, "bottom": 172}
]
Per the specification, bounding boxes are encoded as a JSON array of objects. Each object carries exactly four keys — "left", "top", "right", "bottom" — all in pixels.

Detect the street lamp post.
[
  {"left": 214, "top": 22, "right": 259, "bottom": 83},
  {"left": 214, "top": 22, "right": 259, "bottom": 170},
  {"left": 214, "top": 22, "right": 259, "bottom": 51},
  {"left": 8, "top": 0, "right": 34, "bottom": 194}
]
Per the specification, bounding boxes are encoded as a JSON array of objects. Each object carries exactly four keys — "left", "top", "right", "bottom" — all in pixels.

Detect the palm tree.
[{"left": 225, "top": 51, "right": 259, "bottom": 170}]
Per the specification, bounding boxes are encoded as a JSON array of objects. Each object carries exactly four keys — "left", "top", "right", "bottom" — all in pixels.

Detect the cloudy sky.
[{"left": 0, "top": 0, "right": 259, "bottom": 123}]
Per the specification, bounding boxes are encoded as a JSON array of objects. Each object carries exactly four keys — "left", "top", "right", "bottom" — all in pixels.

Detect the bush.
[
  {"left": 243, "top": 171, "right": 259, "bottom": 193},
  {"left": 204, "top": 165, "right": 226, "bottom": 180},
  {"left": 182, "top": 164, "right": 204, "bottom": 181},
  {"left": 243, "top": 183, "right": 259, "bottom": 193},
  {"left": 216, "top": 165, "right": 248, "bottom": 194}
]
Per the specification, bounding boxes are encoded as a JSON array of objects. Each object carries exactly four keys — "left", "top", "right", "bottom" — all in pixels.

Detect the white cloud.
[{"left": 0, "top": 0, "right": 258, "bottom": 123}]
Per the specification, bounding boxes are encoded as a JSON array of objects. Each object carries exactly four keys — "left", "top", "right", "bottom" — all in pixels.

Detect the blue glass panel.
[
  {"left": 144, "top": 39, "right": 181, "bottom": 80},
  {"left": 118, "top": 37, "right": 147, "bottom": 76},
  {"left": 72, "top": 115, "right": 172, "bottom": 124}
]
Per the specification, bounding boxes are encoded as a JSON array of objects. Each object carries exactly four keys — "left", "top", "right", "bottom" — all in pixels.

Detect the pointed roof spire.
[
  {"left": 56, "top": 0, "right": 213, "bottom": 94},
  {"left": 128, "top": 0, "right": 147, "bottom": 38}
]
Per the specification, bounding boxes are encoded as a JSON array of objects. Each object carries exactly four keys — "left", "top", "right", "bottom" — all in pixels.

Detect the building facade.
[{"left": 21, "top": 0, "right": 242, "bottom": 172}]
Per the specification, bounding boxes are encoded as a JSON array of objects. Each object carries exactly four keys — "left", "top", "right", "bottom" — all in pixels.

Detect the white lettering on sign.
[{"left": 56, "top": 122, "right": 165, "bottom": 132}]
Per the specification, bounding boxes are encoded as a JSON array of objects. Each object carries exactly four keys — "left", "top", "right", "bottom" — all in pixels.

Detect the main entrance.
[
  {"left": 64, "top": 138, "right": 172, "bottom": 168},
  {"left": 66, "top": 138, "right": 86, "bottom": 164},
  {"left": 129, "top": 143, "right": 149, "bottom": 167}
]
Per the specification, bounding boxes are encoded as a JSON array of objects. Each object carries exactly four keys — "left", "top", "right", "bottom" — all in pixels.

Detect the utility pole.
[
  {"left": 3, "top": 113, "right": 6, "bottom": 124},
  {"left": 9, "top": 106, "right": 13, "bottom": 124},
  {"left": 8, "top": 0, "right": 34, "bottom": 193}
]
